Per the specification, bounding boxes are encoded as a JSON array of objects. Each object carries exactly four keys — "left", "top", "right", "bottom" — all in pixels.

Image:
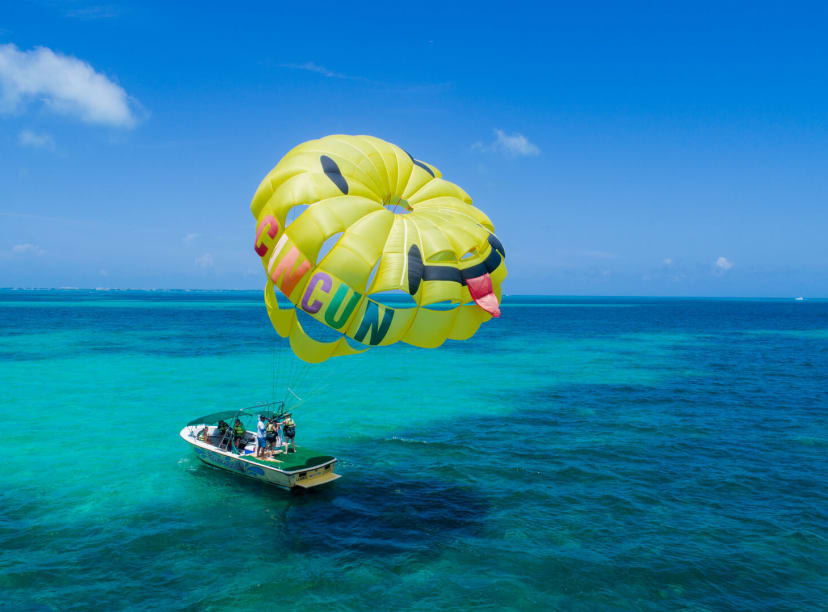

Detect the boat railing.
[
  {"left": 218, "top": 428, "right": 233, "bottom": 452},
  {"left": 188, "top": 401, "right": 288, "bottom": 454}
]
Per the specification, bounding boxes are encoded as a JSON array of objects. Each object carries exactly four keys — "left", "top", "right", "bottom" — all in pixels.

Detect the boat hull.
[
  {"left": 192, "top": 444, "right": 293, "bottom": 488},
  {"left": 180, "top": 426, "right": 339, "bottom": 490}
]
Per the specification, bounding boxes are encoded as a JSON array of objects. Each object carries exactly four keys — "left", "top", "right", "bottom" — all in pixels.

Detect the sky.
[{"left": 1, "top": 1, "right": 827, "bottom": 296}]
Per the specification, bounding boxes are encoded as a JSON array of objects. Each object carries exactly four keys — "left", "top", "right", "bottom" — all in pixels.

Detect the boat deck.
[
  {"left": 190, "top": 429, "right": 335, "bottom": 473},
  {"left": 241, "top": 448, "right": 335, "bottom": 472}
]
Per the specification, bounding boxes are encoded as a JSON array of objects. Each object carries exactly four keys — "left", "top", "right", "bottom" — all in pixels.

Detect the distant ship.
[{"left": 795, "top": 297, "right": 804, "bottom": 301}]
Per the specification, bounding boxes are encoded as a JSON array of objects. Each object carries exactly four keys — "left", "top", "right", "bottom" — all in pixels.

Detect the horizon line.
[{"left": 0, "top": 287, "right": 823, "bottom": 300}]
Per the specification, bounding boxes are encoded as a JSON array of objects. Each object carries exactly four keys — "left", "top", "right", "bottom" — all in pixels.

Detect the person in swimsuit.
[
  {"left": 256, "top": 415, "right": 267, "bottom": 458},
  {"left": 265, "top": 418, "right": 278, "bottom": 457},
  {"left": 232, "top": 419, "right": 246, "bottom": 454},
  {"left": 282, "top": 413, "right": 296, "bottom": 453},
  {"left": 217, "top": 420, "right": 229, "bottom": 436}
]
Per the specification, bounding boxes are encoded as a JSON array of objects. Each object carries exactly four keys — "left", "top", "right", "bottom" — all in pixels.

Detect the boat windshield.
[{"left": 186, "top": 410, "right": 253, "bottom": 427}]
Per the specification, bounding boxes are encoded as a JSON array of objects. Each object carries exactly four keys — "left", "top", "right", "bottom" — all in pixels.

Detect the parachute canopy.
[{"left": 251, "top": 134, "right": 507, "bottom": 363}]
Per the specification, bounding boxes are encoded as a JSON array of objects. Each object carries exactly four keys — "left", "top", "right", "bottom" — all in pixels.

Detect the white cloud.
[
  {"left": 195, "top": 253, "right": 214, "bottom": 269},
  {"left": 473, "top": 128, "right": 540, "bottom": 157},
  {"left": 65, "top": 5, "right": 120, "bottom": 20},
  {"left": 12, "top": 242, "right": 45, "bottom": 255},
  {"left": 715, "top": 256, "right": 733, "bottom": 272},
  {"left": 0, "top": 43, "right": 137, "bottom": 127},
  {"left": 18, "top": 129, "right": 55, "bottom": 150},
  {"left": 182, "top": 232, "right": 199, "bottom": 246},
  {"left": 280, "top": 62, "right": 368, "bottom": 82}
]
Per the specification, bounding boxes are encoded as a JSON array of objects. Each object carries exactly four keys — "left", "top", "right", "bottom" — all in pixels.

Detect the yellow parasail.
[{"left": 251, "top": 134, "right": 507, "bottom": 363}]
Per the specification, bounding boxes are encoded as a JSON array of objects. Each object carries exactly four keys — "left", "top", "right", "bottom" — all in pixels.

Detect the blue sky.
[{"left": 1, "top": 1, "right": 826, "bottom": 296}]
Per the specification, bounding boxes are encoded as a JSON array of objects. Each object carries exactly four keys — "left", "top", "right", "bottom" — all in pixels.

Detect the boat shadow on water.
[{"left": 188, "top": 449, "right": 490, "bottom": 557}]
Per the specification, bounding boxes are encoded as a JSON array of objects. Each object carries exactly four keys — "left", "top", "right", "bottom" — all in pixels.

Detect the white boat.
[
  {"left": 180, "top": 406, "right": 340, "bottom": 490},
  {"left": 795, "top": 297, "right": 804, "bottom": 301}
]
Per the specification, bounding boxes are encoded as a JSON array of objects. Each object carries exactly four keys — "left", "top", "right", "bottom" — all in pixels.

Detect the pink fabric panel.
[{"left": 466, "top": 273, "right": 501, "bottom": 318}]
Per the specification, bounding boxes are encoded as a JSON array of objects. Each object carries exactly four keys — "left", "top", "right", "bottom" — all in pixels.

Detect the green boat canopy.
[{"left": 186, "top": 410, "right": 254, "bottom": 427}]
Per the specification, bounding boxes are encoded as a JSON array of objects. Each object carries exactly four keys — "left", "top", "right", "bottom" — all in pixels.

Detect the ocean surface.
[{"left": 0, "top": 291, "right": 826, "bottom": 611}]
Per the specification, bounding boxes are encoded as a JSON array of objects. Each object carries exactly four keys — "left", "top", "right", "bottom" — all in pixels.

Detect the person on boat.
[
  {"left": 256, "top": 415, "right": 267, "bottom": 458},
  {"left": 265, "top": 418, "right": 279, "bottom": 457},
  {"left": 196, "top": 426, "right": 208, "bottom": 442},
  {"left": 283, "top": 413, "right": 296, "bottom": 453},
  {"left": 217, "top": 420, "right": 229, "bottom": 436},
  {"left": 232, "top": 418, "right": 246, "bottom": 454}
]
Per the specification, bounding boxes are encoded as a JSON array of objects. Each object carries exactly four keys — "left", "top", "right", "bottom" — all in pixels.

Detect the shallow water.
[{"left": 1, "top": 291, "right": 826, "bottom": 610}]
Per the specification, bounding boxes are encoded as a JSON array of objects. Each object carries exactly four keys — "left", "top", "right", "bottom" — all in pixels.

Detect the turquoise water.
[{"left": 1, "top": 291, "right": 826, "bottom": 610}]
